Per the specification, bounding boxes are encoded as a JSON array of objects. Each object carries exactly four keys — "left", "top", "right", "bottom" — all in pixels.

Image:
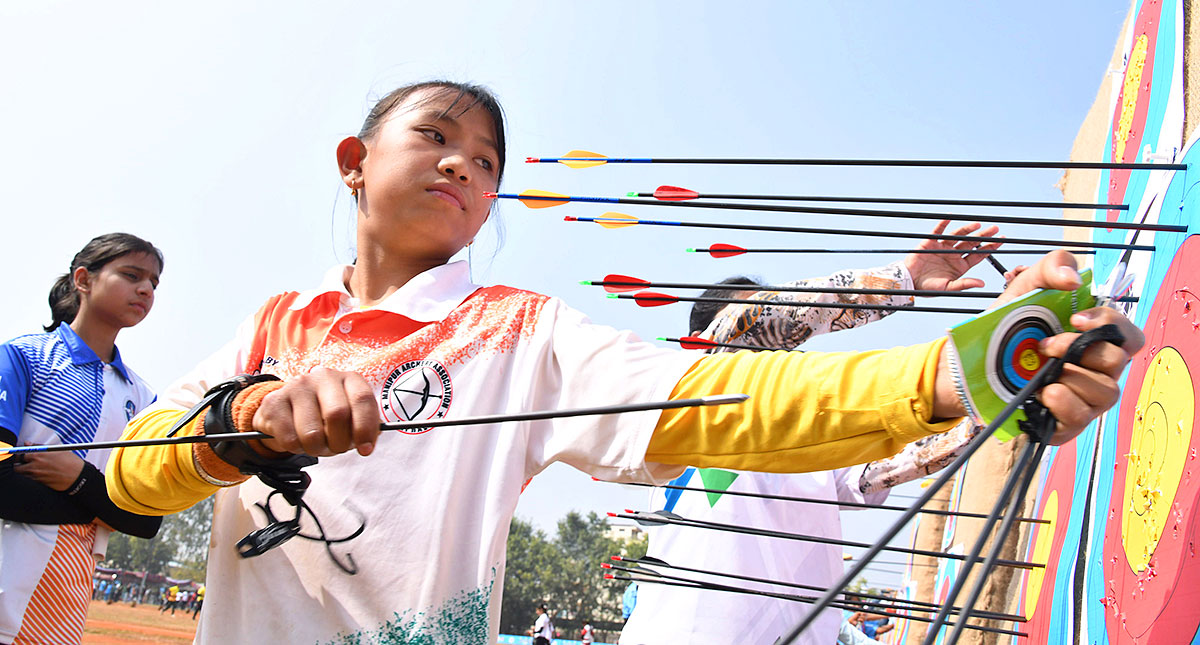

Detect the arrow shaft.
[
  {"left": 639, "top": 191, "right": 1128, "bottom": 211},
  {"left": 614, "top": 511, "right": 1040, "bottom": 570},
  {"left": 574, "top": 194, "right": 1184, "bottom": 232},
  {"left": 604, "top": 572, "right": 1027, "bottom": 637},
  {"left": 576, "top": 216, "right": 1154, "bottom": 251},
  {"left": 0, "top": 395, "right": 747, "bottom": 457},
  {"left": 659, "top": 337, "right": 801, "bottom": 352},
  {"left": 613, "top": 557, "right": 1026, "bottom": 623},
  {"left": 615, "top": 480, "right": 1049, "bottom": 524},
  {"left": 596, "top": 280, "right": 1006, "bottom": 299},
  {"left": 610, "top": 280, "right": 1137, "bottom": 305},
  {"left": 534, "top": 156, "right": 1184, "bottom": 170},
  {"left": 939, "top": 441, "right": 1047, "bottom": 644},
  {"left": 692, "top": 247, "right": 1090, "bottom": 255},
  {"left": 618, "top": 293, "right": 982, "bottom": 314}
]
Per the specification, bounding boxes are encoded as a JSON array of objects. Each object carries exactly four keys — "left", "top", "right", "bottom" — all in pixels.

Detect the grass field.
[{"left": 83, "top": 600, "right": 198, "bottom": 644}]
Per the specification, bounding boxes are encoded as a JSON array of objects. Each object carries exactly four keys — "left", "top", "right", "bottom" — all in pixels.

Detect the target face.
[
  {"left": 1020, "top": 442, "right": 1079, "bottom": 643},
  {"left": 985, "top": 305, "right": 1063, "bottom": 401},
  {"left": 1101, "top": 235, "right": 1200, "bottom": 643},
  {"left": 1102, "top": 0, "right": 1175, "bottom": 221}
]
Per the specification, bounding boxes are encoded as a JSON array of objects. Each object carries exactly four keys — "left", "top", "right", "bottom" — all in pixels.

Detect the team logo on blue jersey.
[
  {"left": 380, "top": 360, "right": 453, "bottom": 434},
  {"left": 124, "top": 399, "right": 137, "bottom": 421}
]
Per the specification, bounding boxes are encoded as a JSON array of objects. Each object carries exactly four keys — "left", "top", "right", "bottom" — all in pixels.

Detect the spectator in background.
[{"left": 0, "top": 233, "right": 164, "bottom": 645}]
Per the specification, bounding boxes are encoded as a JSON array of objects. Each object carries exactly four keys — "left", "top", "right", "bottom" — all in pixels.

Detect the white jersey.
[
  {"left": 618, "top": 467, "right": 886, "bottom": 644},
  {"left": 0, "top": 324, "right": 155, "bottom": 644},
  {"left": 144, "top": 262, "right": 699, "bottom": 644}
]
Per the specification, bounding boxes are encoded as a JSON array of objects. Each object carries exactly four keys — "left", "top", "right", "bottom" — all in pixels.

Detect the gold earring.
[{"left": 350, "top": 185, "right": 358, "bottom": 199}]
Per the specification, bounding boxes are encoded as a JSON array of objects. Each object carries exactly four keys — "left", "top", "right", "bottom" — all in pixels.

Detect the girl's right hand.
[{"left": 251, "top": 368, "right": 380, "bottom": 458}]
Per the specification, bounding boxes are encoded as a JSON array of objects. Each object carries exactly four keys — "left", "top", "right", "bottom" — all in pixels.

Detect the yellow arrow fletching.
[
  {"left": 518, "top": 189, "right": 570, "bottom": 208},
  {"left": 0, "top": 442, "right": 13, "bottom": 462},
  {"left": 595, "top": 212, "right": 639, "bottom": 229},
  {"left": 560, "top": 150, "right": 608, "bottom": 169}
]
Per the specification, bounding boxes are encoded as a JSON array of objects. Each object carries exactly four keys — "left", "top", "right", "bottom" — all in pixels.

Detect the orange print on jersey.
[{"left": 244, "top": 286, "right": 547, "bottom": 389}]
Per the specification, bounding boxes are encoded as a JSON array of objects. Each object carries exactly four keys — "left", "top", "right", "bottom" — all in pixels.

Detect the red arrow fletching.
[
  {"left": 601, "top": 274, "right": 650, "bottom": 293},
  {"left": 707, "top": 244, "right": 747, "bottom": 258},
  {"left": 678, "top": 336, "right": 719, "bottom": 350},
  {"left": 653, "top": 185, "right": 700, "bottom": 201},
  {"left": 632, "top": 292, "right": 678, "bottom": 307}
]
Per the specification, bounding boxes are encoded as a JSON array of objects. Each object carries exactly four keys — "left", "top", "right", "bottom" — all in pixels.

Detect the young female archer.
[
  {"left": 0, "top": 233, "right": 164, "bottom": 645},
  {"left": 104, "top": 81, "right": 1143, "bottom": 644}
]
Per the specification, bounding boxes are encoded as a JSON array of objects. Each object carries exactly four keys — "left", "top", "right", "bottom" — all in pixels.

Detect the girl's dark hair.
[
  {"left": 46, "top": 233, "right": 164, "bottom": 332},
  {"left": 358, "top": 80, "right": 508, "bottom": 185},
  {"left": 688, "top": 276, "right": 763, "bottom": 335}
]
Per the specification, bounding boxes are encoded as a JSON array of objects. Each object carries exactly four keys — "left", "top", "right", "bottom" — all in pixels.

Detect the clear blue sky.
[{"left": 0, "top": 1, "right": 1130, "bottom": 588}]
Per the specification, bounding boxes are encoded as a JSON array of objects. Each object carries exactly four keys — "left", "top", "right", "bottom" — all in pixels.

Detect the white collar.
[{"left": 288, "top": 261, "right": 480, "bottom": 322}]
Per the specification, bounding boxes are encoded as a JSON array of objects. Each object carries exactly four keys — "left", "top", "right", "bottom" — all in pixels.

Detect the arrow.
[
  {"left": 658, "top": 336, "right": 801, "bottom": 352},
  {"left": 495, "top": 190, "right": 1185, "bottom": 233},
  {"left": 601, "top": 568, "right": 1029, "bottom": 638},
  {"left": 609, "top": 556, "right": 1028, "bottom": 624},
  {"left": 527, "top": 150, "right": 1186, "bottom": 170},
  {"left": 481, "top": 188, "right": 572, "bottom": 208},
  {"left": 610, "top": 479, "right": 1049, "bottom": 525},
  {"left": 690, "top": 243, "right": 1089, "bottom": 258},
  {"left": 611, "top": 292, "right": 983, "bottom": 315},
  {"left": 0, "top": 394, "right": 748, "bottom": 461},
  {"left": 633, "top": 185, "right": 1130, "bottom": 211},
  {"left": 587, "top": 274, "right": 1009, "bottom": 299},
  {"left": 610, "top": 509, "right": 1042, "bottom": 570},
  {"left": 565, "top": 213, "right": 1156, "bottom": 251}
]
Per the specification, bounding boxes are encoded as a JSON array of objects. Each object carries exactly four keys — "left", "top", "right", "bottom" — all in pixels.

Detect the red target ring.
[
  {"left": 1106, "top": 0, "right": 1164, "bottom": 221},
  {"left": 1102, "top": 236, "right": 1200, "bottom": 643}
]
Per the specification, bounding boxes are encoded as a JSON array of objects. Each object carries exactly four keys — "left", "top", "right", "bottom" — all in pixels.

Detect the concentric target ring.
[{"left": 984, "top": 305, "right": 1063, "bottom": 401}]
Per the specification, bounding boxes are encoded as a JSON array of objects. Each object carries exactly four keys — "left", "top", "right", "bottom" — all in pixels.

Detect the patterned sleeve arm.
[
  {"left": 705, "top": 261, "right": 914, "bottom": 350},
  {"left": 857, "top": 418, "right": 981, "bottom": 494}
]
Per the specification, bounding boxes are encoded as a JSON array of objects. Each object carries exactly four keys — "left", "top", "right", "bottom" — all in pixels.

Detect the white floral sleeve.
[{"left": 704, "top": 261, "right": 913, "bottom": 349}]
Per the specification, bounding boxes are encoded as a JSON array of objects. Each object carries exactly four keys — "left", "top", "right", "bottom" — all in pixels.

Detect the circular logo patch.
[{"left": 380, "top": 360, "right": 453, "bottom": 434}]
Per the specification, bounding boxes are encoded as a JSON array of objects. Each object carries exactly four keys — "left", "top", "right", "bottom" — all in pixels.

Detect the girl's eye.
[
  {"left": 478, "top": 158, "right": 494, "bottom": 172},
  {"left": 421, "top": 128, "right": 445, "bottom": 144},
  {"left": 123, "top": 272, "right": 138, "bottom": 281}
]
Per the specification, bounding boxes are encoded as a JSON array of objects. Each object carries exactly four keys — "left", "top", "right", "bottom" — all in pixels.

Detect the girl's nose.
[{"left": 439, "top": 157, "right": 469, "bottom": 183}]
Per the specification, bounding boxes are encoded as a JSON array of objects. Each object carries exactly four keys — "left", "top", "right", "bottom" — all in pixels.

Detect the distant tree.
[
  {"left": 501, "top": 512, "right": 635, "bottom": 638},
  {"left": 552, "top": 511, "right": 625, "bottom": 634},
  {"left": 104, "top": 526, "right": 173, "bottom": 575},
  {"left": 105, "top": 496, "right": 214, "bottom": 580},
  {"left": 500, "top": 517, "right": 566, "bottom": 634}
]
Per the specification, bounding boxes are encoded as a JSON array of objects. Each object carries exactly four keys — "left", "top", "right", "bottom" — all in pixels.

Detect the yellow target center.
[
  {"left": 1114, "top": 34, "right": 1148, "bottom": 162},
  {"left": 1024, "top": 490, "right": 1058, "bottom": 619},
  {"left": 1121, "top": 346, "right": 1194, "bottom": 572},
  {"left": 1019, "top": 348, "right": 1042, "bottom": 372}
]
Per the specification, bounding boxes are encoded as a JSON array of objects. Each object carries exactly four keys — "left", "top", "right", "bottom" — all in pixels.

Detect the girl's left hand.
[{"left": 14, "top": 450, "right": 86, "bottom": 492}]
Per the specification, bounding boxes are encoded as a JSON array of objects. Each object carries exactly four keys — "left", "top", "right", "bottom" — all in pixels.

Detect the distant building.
[{"left": 604, "top": 522, "right": 644, "bottom": 542}]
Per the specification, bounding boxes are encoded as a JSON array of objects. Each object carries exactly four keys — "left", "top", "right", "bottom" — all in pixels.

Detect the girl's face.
[
  {"left": 77, "top": 252, "right": 160, "bottom": 329},
  {"left": 355, "top": 89, "right": 502, "bottom": 263}
]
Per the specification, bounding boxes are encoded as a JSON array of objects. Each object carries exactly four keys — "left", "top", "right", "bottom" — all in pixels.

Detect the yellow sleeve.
[
  {"left": 648, "top": 337, "right": 961, "bottom": 472},
  {"left": 105, "top": 408, "right": 249, "bottom": 516}
]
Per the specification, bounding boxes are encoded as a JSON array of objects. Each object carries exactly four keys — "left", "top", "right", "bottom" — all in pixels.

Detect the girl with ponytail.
[{"left": 0, "top": 233, "right": 164, "bottom": 645}]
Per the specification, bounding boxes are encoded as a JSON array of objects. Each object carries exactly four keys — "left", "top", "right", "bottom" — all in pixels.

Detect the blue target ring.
[{"left": 1000, "top": 326, "right": 1051, "bottom": 390}]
